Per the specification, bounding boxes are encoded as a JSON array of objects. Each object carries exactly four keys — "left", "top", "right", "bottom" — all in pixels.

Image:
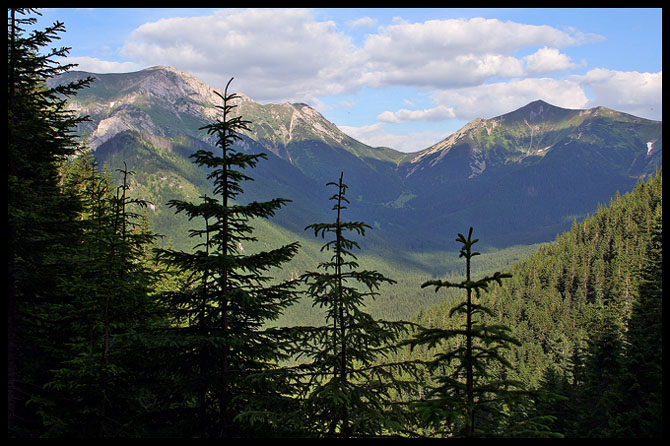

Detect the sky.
[{"left": 33, "top": 8, "right": 662, "bottom": 153}]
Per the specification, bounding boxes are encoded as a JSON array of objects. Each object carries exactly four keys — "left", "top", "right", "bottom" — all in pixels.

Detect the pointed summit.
[{"left": 497, "top": 99, "right": 577, "bottom": 124}]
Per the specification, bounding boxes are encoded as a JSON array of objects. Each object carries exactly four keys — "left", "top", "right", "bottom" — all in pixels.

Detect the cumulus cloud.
[
  {"left": 65, "top": 56, "right": 141, "bottom": 74},
  {"left": 361, "top": 17, "right": 596, "bottom": 89},
  {"left": 366, "top": 54, "right": 525, "bottom": 89},
  {"left": 378, "top": 105, "right": 456, "bottom": 123},
  {"left": 575, "top": 68, "right": 662, "bottom": 120},
  {"left": 120, "top": 8, "right": 366, "bottom": 104},
  {"left": 365, "top": 18, "right": 588, "bottom": 63},
  {"left": 347, "top": 16, "right": 377, "bottom": 29},
  {"left": 339, "top": 122, "right": 450, "bottom": 152},
  {"left": 383, "top": 68, "right": 661, "bottom": 125},
  {"left": 524, "top": 47, "right": 579, "bottom": 75},
  {"left": 114, "top": 12, "right": 604, "bottom": 102},
  {"left": 77, "top": 9, "right": 658, "bottom": 130}
]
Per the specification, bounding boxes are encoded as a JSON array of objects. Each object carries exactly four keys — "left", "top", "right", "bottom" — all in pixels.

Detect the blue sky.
[{"left": 34, "top": 8, "right": 662, "bottom": 152}]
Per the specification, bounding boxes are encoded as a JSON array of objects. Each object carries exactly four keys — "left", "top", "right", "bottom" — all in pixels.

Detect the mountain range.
[{"left": 51, "top": 65, "right": 662, "bottom": 261}]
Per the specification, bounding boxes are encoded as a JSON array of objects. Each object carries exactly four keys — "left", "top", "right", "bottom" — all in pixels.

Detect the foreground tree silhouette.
[
  {"left": 8, "top": 8, "right": 92, "bottom": 434},
  {"left": 290, "top": 173, "right": 418, "bottom": 437},
  {"left": 155, "top": 79, "right": 300, "bottom": 437},
  {"left": 407, "top": 228, "right": 557, "bottom": 437},
  {"left": 42, "top": 157, "right": 162, "bottom": 436}
]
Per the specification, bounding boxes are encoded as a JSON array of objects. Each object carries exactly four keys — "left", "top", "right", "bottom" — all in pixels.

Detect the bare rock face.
[{"left": 62, "top": 65, "right": 352, "bottom": 157}]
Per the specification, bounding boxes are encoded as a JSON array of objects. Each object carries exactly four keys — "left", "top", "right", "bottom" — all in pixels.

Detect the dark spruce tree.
[
  {"left": 407, "top": 228, "right": 558, "bottom": 437},
  {"left": 8, "top": 8, "right": 92, "bottom": 435},
  {"left": 574, "top": 303, "right": 627, "bottom": 437},
  {"left": 39, "top": 156, "right": 163, "bottom": 436},
  {"left": 154, "top": 79, "right": 300, "bottom": 437},
  {"left": 618, "top": 202, "right": 662, "bottom": 437},
  {"left": 290, "top": 173, "right": 418, "bottom": 437}
]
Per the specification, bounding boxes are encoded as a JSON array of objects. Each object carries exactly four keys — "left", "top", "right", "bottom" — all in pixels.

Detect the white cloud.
[
  {"left": 338, "top": 122, "right": 450, "bottom": 153},
  {"left": 389, "top": 68, "right": 662, "bottom": 124},
  {"left": 378, "top": 105, "right": 456, "bottom": 123},
  {"left": 367, "top": 54, "right": 524, "bottom": 89},
  {"left": 114, "top": 12, "right": 606, "bottom": 102},
  {"left": 120, "top": 9, "right": 366, "bottom": 104},
  {"left": 64, "top": 56, "right": 141, "bottom": 74},
  {"left": 347, "top": 16, "right": 377, "bottom": 29},
  {"left": 524, "top": 47, "right": 578, "bottom": 75},
  {"left": 361, "top": 17, "right": 598, "bottom": 89},
  {"left": 365, "top": 17, "right": 587, "bottom": 62},
  {"left": 74, "top": 10, "right": 659, "bottom": 129},
  {"left": 575, "top": 68, "right": 662, "bottom": 120}
]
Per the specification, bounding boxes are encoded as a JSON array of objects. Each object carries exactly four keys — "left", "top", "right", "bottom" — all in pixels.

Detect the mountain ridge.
[
  {"left": 51, "top": 65, "right": 661, "bottom": 252},
  {"left": 403, "top": 98, "right": 660, "bottom": 176}
]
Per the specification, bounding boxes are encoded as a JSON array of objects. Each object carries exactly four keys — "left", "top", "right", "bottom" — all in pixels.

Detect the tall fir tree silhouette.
[
  {"left": 291, "top": 172, "right": 418, "bottom": 437},
  {"left": 408, "top": 228, "right": 557, "bottom": 437},
  {"left": 155, "top": 78, "right": 300, "bottom": 437}
]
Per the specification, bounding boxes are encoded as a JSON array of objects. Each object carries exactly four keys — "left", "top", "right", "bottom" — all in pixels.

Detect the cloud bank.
[{"left": 68, "top": 8, "right": 661, "bottom": 151}]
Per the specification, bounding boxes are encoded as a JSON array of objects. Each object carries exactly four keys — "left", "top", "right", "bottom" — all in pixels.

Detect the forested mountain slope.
[{"left": 411, "top": 169, "right": 662, "bottom": 437}]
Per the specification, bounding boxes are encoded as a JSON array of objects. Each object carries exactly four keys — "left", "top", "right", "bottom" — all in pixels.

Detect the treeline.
[{"left": 8, "top": 9, "right": 661, "bottom": 438}]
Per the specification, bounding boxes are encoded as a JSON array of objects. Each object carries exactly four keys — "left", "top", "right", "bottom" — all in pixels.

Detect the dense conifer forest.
[
  {"left": 408, "top": 168, "right": 662, "bottom": 437},
  {"left": 8, "top": 9, "right": 661, "bottom": 438}
]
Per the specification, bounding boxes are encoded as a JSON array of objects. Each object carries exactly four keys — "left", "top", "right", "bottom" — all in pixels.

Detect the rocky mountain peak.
[
  {"left": 136, "top": 66, "right": 223, "bottom": 107},
  {"left": 62, "top": 66, "right": 266, "bottom": 149}
]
